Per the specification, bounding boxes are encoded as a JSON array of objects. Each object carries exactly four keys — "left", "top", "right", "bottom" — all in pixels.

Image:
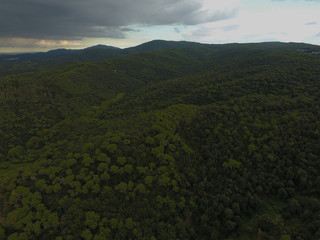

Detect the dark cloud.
[{"left": 0, "top": 0, "right": 237, "bottom": 40}]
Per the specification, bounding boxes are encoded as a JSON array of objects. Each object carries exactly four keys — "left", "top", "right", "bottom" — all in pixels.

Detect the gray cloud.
[
  {"left": 0, "top": 0, "right": 237, "bottom": 40},
  {"left": 182, "top": 26, "right": 212, "bottom": 40},
  {"left": 272, "top": 0, "right": 320, "bottom": 1},
  {"left": 174, "top": 27, "right": 182, "bottom": 33},
  {"left": 121, "top": 28, "right": 141, "bottom": 33},
  {"left": 222, "top": 25, "right": 239, "bottom": 31},
  {"left": 0, "top": 37, "right": 82, "bottom": 49},
  {"left": 305, "top": 21, "right": 317, "bottom": 25}
]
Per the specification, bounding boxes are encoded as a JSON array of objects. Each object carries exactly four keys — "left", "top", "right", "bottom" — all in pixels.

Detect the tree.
[
  {"left": 85, "top": 211, "right": 100, "bottom": 230},
  {"left": 0, "top": 227, "right": 6, "bottom": 240},
  {"left": 81, "top": 229, "right": 93, "bottom": 240},
  {"left": 7, "top": 145, "right": 25, "bottom": 162},
  {"left": 145, "top": 176, "right": 153, "bottom": 185},
  {"left": 115, "top": 182, "right": 127, "bottom": 193},
  {"left": 125, "top": 218, "right": 135, "bottom": 229}
]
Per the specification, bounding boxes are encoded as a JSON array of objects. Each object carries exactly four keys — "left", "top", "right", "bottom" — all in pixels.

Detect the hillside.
[
  {"left": 0, "top": 40, "right": 204, "bottom": 77},
  {"left": 0, "top": 41, "right": 319, "bottom": 240}
]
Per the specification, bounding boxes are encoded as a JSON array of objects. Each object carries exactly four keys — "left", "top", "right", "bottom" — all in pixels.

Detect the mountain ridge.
[
  {"left": 1, "top": 39, "right": 319, "bottom": 60},
  {"left": 1, "top": 40, "right": 319, "bottom": 77}
]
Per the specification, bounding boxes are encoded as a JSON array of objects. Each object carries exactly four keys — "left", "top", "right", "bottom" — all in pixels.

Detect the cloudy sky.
[{"left": 0, "top": 0, "right": 319, "bottom": 52}]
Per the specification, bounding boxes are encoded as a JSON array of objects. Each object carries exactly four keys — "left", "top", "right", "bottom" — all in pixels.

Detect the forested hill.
[
  {"left": 0, "top": 40, "right": 317, "bottom": 75},
  {"left": 0, "top": 40, "right": 203, "bottom": 76},
  {"left": 0, "top": 41, "right": 320, "bottom": 240}
]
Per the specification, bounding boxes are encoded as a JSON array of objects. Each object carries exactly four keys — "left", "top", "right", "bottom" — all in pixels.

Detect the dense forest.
[{"left": 0, "top": 40, "right": 319, "bottom": 240}]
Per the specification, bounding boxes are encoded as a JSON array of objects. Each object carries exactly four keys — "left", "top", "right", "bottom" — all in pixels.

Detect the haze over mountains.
[{"left": 0, "top": 40, "right": 319, "bottom": 240}]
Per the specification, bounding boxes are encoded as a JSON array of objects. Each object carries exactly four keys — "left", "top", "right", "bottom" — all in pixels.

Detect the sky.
[{"left": 0, "top": 0, "right": 319, "bottom": 53}]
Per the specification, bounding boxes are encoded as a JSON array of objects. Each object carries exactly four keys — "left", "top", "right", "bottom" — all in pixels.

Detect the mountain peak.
[
  {"left": 128, "top": 40, "right": 203, "bottom": 52},
  {"left": 85, "top": 44, "right": 120, "bottom": 50}
]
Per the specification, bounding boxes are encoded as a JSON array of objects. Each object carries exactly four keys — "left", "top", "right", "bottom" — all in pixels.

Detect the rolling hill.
[{"left": 0, "top": 41, "right": 319, "bottom": 240}]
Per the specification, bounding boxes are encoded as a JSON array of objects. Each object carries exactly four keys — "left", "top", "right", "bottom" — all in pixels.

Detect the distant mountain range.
[
  {"left": 0, "top": 40, "right": 319, "bottom": 78},
  {"left": 1, "top": 39, "right": 319, "bottom": 66},
  {"left": 0, "top": 40, "right": 202, "bottom": 62},
  {"left": 0, "top": 40, "right": 212, "bottom": 77}
]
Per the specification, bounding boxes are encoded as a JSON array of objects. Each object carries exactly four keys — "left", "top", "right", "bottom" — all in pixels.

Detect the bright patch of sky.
[{"left": 133, "top": 0, "right": 320, "bottom": 45}]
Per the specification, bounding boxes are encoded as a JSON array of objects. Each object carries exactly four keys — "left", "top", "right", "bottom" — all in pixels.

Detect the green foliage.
[
  {"left": 85, "top": 211, "right": 100, "bottom": 230},
  {"left": 280, "top": 235, "right": 291, "bottom": 240},
  {"left": 0, "top": 228, "right": 5, "bottom": 240},
  {"left": 7, "top": 146, "right": 25, "bottom": 162},
  {"left": 81, "top": 229, "right": 93, "bottom": 240},
  {"left": 0, "top": 41, "right": 320, "bottom": 240}
]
